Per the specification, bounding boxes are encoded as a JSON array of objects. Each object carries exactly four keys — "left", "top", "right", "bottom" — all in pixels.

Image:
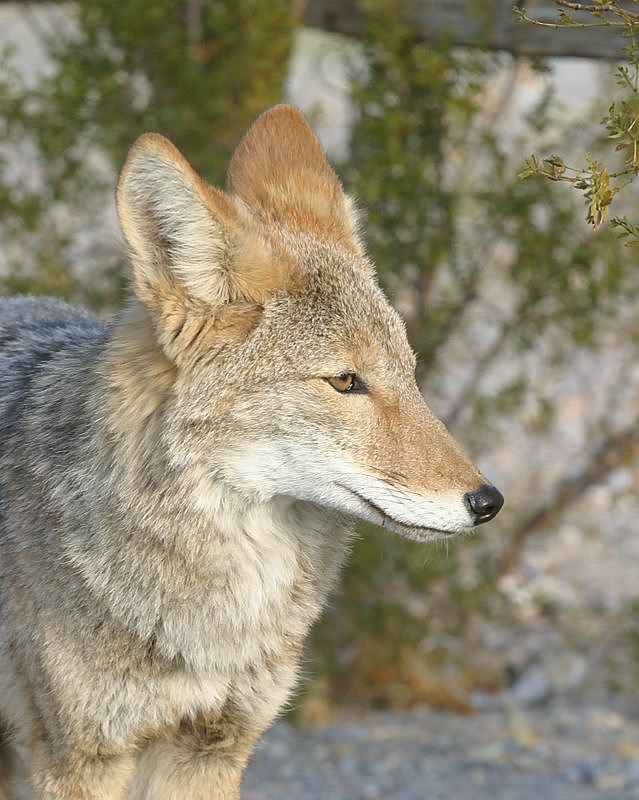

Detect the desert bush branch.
[
  {"left": 518, "top": 0, "right": 639, "bottom": 235},
  {"left": 497, "top": 417, "right": 639, "bottom": 576}
]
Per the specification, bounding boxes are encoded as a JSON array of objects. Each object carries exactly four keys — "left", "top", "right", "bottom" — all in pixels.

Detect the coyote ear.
[
  {"left": 227, "top": 105, "right": 362, "bottom": 253},
  {"left": 117, "top": 133, "right": 282, "bottom": 314}
]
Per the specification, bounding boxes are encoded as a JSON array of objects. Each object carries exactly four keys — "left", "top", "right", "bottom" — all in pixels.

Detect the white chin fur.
[
  {"left": 331, "top": 474, "right": 474, "bottom": 540},
  {"left": 221, "top": 442, "right": 474, "bottom": 540}
]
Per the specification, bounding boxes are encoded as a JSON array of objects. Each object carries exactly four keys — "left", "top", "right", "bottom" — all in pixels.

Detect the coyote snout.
[{"left": 0, "top": 104, "right": 502, "bottom": 799}]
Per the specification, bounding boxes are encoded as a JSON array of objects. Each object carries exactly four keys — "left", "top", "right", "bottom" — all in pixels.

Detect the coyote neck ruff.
[{"left": 0, "top": 106, "right": 503, "bottom": 799}]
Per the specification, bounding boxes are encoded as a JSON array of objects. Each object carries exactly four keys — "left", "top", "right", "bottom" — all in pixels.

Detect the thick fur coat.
[{"left": 0, "top": 106, "right": 502, "bottom": 799}]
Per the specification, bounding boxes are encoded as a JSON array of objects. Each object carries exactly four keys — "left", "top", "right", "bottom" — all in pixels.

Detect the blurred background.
[{"left": 1, "top": 0, "right": 638, "bottom": 727}]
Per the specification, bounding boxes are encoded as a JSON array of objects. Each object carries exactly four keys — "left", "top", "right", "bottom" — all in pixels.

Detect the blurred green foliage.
[
  {"left": 518, "top": 0, "right": 639, "bottom": 239},
  {"left": 344, "top": 1, "right": 636, "bottom": 364},
  {"left": 0, "top": 0, "right": 294, "bottom": 305}
]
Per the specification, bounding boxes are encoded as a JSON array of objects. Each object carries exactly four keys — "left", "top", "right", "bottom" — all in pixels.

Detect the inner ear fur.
[
  {"left": 117, "top": 132, "right": 287, "bottom": 320},
  {"left": 227, "top": 104, "right": 363, "bottom": 253}
]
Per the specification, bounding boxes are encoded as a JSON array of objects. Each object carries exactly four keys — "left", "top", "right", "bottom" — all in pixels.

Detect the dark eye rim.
[{"left": 325, "top": 372, "right": 368, "bottom": 395}]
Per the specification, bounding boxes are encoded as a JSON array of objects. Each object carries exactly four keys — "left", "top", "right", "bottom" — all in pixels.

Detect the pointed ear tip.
[
  {"left": 252, "top": 104, "right": 314, "bottom": 133},
  {"left": 118, "top": 133, "right": 190, "bottom": 202},
  {"left": 262, "top": 103, "right": 307, "bottom": 119},
  {"left": 125, "top": 132, "right": 180, "bottom": 162}
]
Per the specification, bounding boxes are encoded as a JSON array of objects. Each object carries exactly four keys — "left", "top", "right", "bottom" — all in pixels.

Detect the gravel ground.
[{"left": 243, "top": 702, "right": 639, "bottom": 799}]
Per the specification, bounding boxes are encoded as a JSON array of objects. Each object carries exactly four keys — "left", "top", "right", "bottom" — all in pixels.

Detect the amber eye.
[{"left": 326, "top": 372, "right": 366, "bottom": 394}]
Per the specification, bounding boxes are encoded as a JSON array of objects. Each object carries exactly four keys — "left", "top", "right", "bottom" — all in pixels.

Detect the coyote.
[{"left": 0, "top": 105, "right": 503, "bottom": 799}]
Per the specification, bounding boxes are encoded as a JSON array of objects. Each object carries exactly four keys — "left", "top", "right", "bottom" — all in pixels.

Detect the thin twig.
[
  {"left": 516, "top": 10, "right": 621, "bottom": 29},
  {"left": 555, "top": 0, "right": 639, "bottom": 20},
  {"left": 442, "top": 322, "right": 513, "bottom": 429}
]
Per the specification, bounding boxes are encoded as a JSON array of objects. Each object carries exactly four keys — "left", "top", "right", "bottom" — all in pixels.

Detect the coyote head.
[{"left": 115, "top": 105, "right": 503, "bottom": 541}]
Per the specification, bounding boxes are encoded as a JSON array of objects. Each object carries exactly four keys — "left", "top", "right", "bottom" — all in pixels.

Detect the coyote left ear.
[
  {"left": 227, "top": 105, "right": 363, "bottom": 254},
  {"left": 117, "top": 133, "right": 284, "bottom": 316}
]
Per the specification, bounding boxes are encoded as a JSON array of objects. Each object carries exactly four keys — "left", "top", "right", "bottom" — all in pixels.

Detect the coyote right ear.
[
  {"left": 227, "top": 105, "right": 363, "bottom": 254},
  {"left": 117, "top": 133, "right": 285, "bottom": 319}
]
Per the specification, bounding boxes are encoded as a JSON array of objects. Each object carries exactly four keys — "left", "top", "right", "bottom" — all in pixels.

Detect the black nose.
[{"left": 465, "top": 484, "right": 504, "bottom": 525}]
